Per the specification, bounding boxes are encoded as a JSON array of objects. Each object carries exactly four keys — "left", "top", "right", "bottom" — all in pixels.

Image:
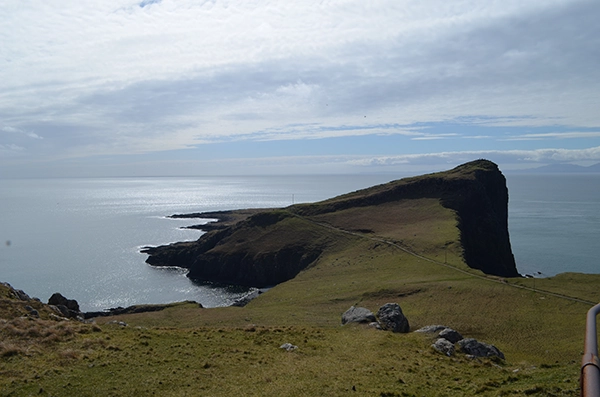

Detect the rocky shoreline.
[{"left": 1, "top": 281, "right": 266, "bottom": 323}]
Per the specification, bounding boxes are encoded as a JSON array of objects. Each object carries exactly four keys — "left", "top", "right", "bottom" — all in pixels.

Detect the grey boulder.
[
  {"left": 342, "top": 306, "right": 376, "bottom": 325},
  {"left": 432, "top": 338, "right": 455, "bottom": 356},
  {"left": 439, "top": 328, "right": 463, "bottom": 343},
  {"left": 414, "top": 325, "right": 448, "bottom": 334},
  {"left": 458, "top": 338, "right": 505, "bottom": 359},
  {"left": 376, "top": 303, "right": 409, "bottom": 333}
]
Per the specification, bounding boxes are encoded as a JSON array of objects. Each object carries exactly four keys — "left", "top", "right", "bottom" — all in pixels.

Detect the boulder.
[
  {"left": 439, "top": 328, "right": 463, "bottom": 343},
  {"left": 280, "top": 343, "right": 297, "bottom": 351},
  {"left": 458, "top": 338, "right": 505, "bottom": 359},
  {"left": 368, "top": 322, "right": 382, "bottom": 330},
  {"left": 14, "top": 288, "right": 32, "bottom": 301},
  {"left": 52, "top": 304, "right": 71, "bottom": 318},
  {"left": 24, "top": 305, "right": 39, "bottom": 318},
  {"left": 414, "top": 325, "right": 448, "bottom": 334},
  {"left": 342, "top": 306, "right": 377, "bottom": 325},
  {"left": 48, "top": 293, "right": 80, "bottom": 312},
  {"left": 432, "top": 338, "right": 455, "bottom": 356},
  {"left": 48, "top": 293, "right": 81, "bottom": 319},
  {"left": 376, "top": 303, "right": 409, "bottom": 333}
]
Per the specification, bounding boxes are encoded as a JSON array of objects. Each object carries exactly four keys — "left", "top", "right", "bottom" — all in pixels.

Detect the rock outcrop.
[
  {"left": 458, "top": 338, "right": 505, "bottom": 359},
  {"left": 292, "top": 159, "right": 518, "bottom": 277},
  {"left": 341, "top": 303, "right": 409, "bottom": 333},
  {"left": 439, "top": 328, "right": 463, "bottom": 343},
  {"left": 432, "top": 338, "right": 455, "bottom": 356},
  {"left": 341, "top": 306, "right": 377, "bottom": 325},
  {"left": 143, "top": 210, "right": 331, "bottom": 287},
  {"left": 376, "top": 303, "right": 410, "bottom": 333},
  {"left": 419, "top": 324, "right": 505, "bottom": 360},
  {"left": 143, "top": 159, "right": 518, "bottom": 288},
  {"left": 48, "top": 292, "right": 81, "bottom": 319}
]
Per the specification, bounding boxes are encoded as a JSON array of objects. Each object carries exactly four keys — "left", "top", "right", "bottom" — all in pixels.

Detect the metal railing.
[{"left": 582, "top": 303, "right": 600, "bottom": 396}]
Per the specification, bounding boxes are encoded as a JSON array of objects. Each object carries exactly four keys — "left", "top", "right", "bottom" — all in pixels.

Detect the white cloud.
[
  {"left": 411, "top": 133, "right": 459, "bottom": 141},
  {"left": 0, "top": 0, "right": 599, "bottom": 174},
  {"left": 504, "top": 131, "right": 600, "bottom": 140},
  {"left": 343, "top": 147, "right": 600, "bottom": 169},
  {"left": 147, "top": 147, "right": 600, "bottom": 174}
]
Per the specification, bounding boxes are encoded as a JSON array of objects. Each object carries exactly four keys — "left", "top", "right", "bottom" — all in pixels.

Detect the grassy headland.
[{"left": 2, "top": 160, "right": 599, "bottom": 396}]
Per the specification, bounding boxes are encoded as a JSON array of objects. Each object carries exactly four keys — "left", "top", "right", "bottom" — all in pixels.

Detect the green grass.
[{"left": 0, "top": 322, "right": 581, "bottom": 396}]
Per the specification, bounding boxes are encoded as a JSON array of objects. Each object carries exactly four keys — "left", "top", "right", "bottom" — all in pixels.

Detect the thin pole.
[{"left": 581, "top": 302, "right": 600, "bottom": 396}]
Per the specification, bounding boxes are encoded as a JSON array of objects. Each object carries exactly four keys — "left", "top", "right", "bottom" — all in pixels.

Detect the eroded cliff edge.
[{"left": 142, "top": 159, "right": 518, "bottom": 287}]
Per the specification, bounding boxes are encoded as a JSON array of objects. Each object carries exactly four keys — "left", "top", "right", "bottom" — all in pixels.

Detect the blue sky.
[{"left": 1, "top": 0, "right": 600, "bottom": 177}]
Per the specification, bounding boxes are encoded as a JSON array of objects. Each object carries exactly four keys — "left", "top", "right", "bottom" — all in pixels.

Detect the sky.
[{"left": 1, "top": 0, "right": 600, "bottom": 177}]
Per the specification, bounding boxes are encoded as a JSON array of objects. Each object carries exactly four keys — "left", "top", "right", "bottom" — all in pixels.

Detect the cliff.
[
  {"left": 143, "top": 210, "right": 335, "bottom": 287},
  {"left": 143, "top": 159, "right": 518, "bottom": 287}
]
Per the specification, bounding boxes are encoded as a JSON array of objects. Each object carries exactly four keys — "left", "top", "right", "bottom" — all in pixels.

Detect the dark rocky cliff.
[
  {"left": 143, "top": 159, "right": 519, "bottom": 287},
  {"left": 292, "top": 159, "right": 518, "bottom": 277},
  {"left": 143, "top": 211, "right": 332, "bottom": 287}
]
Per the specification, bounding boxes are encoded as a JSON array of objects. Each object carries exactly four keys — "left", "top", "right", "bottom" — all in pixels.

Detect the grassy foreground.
[{"left": 2, "top": 170, "right": 599, "bottom": 396}]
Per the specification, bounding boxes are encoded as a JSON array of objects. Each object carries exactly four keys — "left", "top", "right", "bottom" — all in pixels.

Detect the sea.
[{"left": 1, "top": 174, "right": 598, "bottom": 311}]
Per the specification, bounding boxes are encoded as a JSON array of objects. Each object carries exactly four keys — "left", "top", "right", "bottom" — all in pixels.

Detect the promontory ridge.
[{"left": 142, "top": 159, "right": 519, "bottom": 287}]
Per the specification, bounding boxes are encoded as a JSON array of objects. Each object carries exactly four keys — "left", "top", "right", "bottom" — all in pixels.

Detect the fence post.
[{"left": 581, "top": 303, "right": 600, "bottom": 396}]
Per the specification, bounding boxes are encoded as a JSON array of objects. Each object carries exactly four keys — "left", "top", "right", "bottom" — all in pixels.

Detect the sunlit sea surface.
[{"left": 1, "top": 174, "right": 598, "bottom": 311}]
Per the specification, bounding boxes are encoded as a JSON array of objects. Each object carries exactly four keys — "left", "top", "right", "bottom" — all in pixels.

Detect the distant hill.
[{"left": 514, "top": 163, "right": 600, "bottom": 174}]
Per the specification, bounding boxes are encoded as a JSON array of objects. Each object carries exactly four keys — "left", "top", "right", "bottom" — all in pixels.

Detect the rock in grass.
[
  {"left": 432, "top": 338, "right": 455, "bottom": 356},
  {"left": 439, "top": 328, "right": 463, "bottom": 343},
  {"left": 414, "top": 325, "right": 448, "bottom": 334},
  {"left": 48, "top": 292, "right": 80, "bottom": 312},
  {"left": 458, "top": 338, "right": 505, "bottom": 359},
  {"left": 368, "top": 322, "right": 382, "bottom": 330},
  {"left": 280, "top": 343, "right": 297, "bottom": 351},
  {"left": 48, "top": 292, "right": 82, "bottom": 319},
  {"left": 24, "top": 305, "right": 39, "bottom": 318},
  {"left": 376, "top": 303, "right": 409, "bottom": 333},
  {"left": 341, "top": 306, "right": 376, "bottom": 325}
]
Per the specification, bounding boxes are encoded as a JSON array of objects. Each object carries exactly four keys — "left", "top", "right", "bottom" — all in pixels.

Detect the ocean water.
[
  {"left": 506, "top": 174, "right": 600, "bottom": 277},
  {"left": 0, "top": 174, "right": 598, "bottom": 311},
  {"left": 0, "top": 175, "right": 394, "bottom": 311}
]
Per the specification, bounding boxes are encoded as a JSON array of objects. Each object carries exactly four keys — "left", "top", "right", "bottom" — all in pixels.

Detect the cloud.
[
  {"left": 1, "top": 125, "right": 42, "bottom": 139},
  {"left": 504, "top": 131, "right": 600, "bottom": 140},
  {"left": 1, "top": 0, "right": 599, "bottom": 176},
  {"left": 411, "top": 133, "right": 460, "bottom": 141},
  {"left": 343, "top": 147, "right": 600, "bottom": 169}
]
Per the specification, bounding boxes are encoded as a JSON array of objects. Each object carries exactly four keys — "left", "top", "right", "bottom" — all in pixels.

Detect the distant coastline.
[{"left": 509, "top": 162, "right": 600, "bottom": 174}]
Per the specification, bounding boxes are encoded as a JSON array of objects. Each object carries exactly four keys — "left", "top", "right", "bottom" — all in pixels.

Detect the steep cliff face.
[
  {"left": 143, "top": 211, "right": 332, "bottom": 287},
  {"left": 293, "top": 159, "right": 518, "bottom": 277},
  {"left": 143, "top": 159, "right": 519, "bottom": 287},
  {"left": 433, "top": 161, "right": 517, "bottom": 277}
]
